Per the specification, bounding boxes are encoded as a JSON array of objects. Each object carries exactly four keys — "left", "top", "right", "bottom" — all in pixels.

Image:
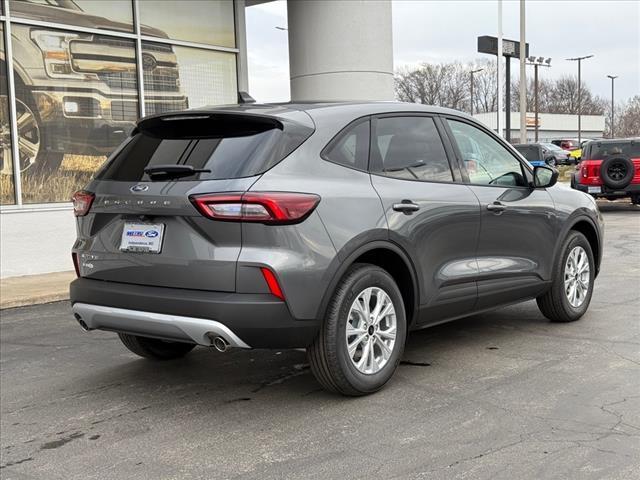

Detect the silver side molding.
[{"left": 72, "top": 303, "right": 251, "bottom": 349}]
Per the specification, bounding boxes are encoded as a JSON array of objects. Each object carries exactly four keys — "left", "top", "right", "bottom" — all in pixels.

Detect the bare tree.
[
  {"left": 612, "top": 95, "right": 640, "bottom": 138},
  {"left": 396, "top": 61, "right": 609, "bottom": 118}
]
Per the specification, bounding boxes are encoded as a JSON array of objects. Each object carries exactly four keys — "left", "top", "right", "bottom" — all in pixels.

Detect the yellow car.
[{"left": 569, "top": 148, "right": 582, "bottom": 161}]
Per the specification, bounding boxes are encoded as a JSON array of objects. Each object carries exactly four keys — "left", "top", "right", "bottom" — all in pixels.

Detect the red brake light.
[
  {"left": 261, "top": 267, "right": 285, "bottom": 300},
  {"left": 72, "top": 190, "right": 94, "bottom": 216},
  {"left": 190, "top": 192, "right": 320, "bottom": 224}
]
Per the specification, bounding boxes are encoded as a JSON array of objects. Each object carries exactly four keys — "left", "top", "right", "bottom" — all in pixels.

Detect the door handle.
[
  {"left": 486, "top": 202, "right": 506, "bottom": 213},
  {"left": 393, "top": 200, "right": 420, "bottom": 214}
]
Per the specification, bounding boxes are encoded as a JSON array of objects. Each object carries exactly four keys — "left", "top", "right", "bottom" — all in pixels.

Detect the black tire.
[
  {"left": 307, "top": 263, "right": 407, "bottom": 396},
  {"left": 600, "top": 156, "right": 635, "bottom": 189},
  {"left": 27, "top": 151, "right": 64, "bottom": 176},
  {"left": 118, "top": 333, "right": 196, "bottom": 360},
  {"left": 537, "top": 231, "right": 595, "bottom": 323},
  {"left": 631, "top": 195, "right": 640, "bottom": 205}
]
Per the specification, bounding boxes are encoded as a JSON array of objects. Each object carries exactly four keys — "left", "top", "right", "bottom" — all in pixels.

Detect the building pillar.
[{"left": 287, "top": 0, "right": 394, "bottom": 101}]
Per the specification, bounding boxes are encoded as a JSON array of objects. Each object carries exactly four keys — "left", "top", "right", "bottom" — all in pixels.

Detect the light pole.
[
  {"left": 519, "top": 0, "right": 527, "bottom": 143},
  {"left": 526, "top": 56, "right": 551, "bottom": 142},
  {"left": 566, "top": 54, "right": 594, "bottom": 143},
  {"left": 469, "top": 68, "right": 484, "bottom": 115},
  {"left": 607, "top": 75, "right": 618, "bottom": 138}
]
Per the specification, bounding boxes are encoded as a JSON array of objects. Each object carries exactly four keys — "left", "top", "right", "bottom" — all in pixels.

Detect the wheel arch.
[
  {"left": 316, "top": 241, "right": 420, "bottom": 328},
  {"left": 553, "top": 213, "right": 601, "bottom": 279}
]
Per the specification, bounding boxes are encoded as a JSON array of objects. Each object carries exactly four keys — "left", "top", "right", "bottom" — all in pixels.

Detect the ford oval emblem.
[
  {"left": 145, "top": 230, "right": 159, "bottom": 238},
  {"left": 130, "top": 184, "right": 149, "bottom": 193}
]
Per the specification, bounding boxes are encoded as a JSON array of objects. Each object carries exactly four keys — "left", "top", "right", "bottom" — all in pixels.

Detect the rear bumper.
[
  {"left": 69, "top": 278, "right": 320, "bottom": 349},
  {"left": 573, "top": 179, "right": 640, "bottom": 197}
]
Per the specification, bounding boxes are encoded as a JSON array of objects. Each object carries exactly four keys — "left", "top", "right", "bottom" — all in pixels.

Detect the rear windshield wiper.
[{"left": 144, "top": 164, "right": 211, "bottom": 180}]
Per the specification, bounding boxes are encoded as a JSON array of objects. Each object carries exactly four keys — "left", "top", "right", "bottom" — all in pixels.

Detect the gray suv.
[{"left": 70, "top": 102, "right": 604, "bottom": 396}]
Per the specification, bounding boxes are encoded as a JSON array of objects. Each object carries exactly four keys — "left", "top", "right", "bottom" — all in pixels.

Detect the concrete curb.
[{"left": 0, "top": 271, "right": 74, "bottom": 310}]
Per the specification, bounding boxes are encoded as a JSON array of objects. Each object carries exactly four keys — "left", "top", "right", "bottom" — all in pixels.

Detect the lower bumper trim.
[{"left": 72, "top": 303, "right": 251, "bottom": 348}]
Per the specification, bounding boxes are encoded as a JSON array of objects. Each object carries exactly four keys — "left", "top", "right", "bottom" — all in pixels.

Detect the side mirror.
[{"left": 533, "top": 165, "right": 558, "bottom": 188}]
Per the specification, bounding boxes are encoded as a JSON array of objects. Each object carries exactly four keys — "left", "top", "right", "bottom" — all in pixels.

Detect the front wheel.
[
  {"left": 307, "top": 264, "right": 407, "bottom": 396},
  {"left": 537, "top": 231, "right": 595, "bottom": 322}
]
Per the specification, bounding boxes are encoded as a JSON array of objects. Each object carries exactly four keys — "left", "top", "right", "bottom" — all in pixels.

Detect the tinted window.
[
  {"left": 322, "top": 120, "right": 370, "bottom": 170},
  {"left": 371, "top": 117, "right": 453, "bottom": 182},
  {"left": 514, "top": 145, "right": 540, "bottom": 162},
  {"left": 585, "top": 141, "right": 640, "bottom": 159},
  {"left": 447, "top": 120, "right": 527, "bottom": 187},
  {"left": 98, "top": 117, "right": 312, "bottom": 182}
]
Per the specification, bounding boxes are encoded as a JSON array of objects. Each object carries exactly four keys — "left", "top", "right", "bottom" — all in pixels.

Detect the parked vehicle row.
[{"left": 70, "top": 102, "right": 603, "bottom": 396}]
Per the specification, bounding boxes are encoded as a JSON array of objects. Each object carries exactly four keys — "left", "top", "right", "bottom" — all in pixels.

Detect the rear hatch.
[{"left": 75, "top": 109, "right": 313, "bottom": 291}]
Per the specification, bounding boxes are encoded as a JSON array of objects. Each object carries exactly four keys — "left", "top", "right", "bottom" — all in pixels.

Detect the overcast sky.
[{"left": 246, "top": 0, "right": 639, "bottom": 104}]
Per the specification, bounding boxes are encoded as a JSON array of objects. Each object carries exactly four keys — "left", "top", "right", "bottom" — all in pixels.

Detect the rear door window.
[
  {"left": 514, "top": 145, "right": 540, "bottom": 162},
  {"left": 370, "top": 116, "right": 453, "bottom": 182}
]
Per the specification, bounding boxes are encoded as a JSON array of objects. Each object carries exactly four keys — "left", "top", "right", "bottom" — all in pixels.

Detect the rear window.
[
  {"left": 514, "top": 145, "right": 540, "bottom": 162},
  {"left": 97, "top": 114, "right": 313, "bottom": 182},
  {"left": 584, "top": 141, "right": 640, "bottom": 160}
]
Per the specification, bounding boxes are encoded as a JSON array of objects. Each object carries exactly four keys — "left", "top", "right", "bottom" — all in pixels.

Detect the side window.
[
  {"left": 371, "top": 116, "right": 453, "bottom": 182},
  {"left": 447, "top": 119, "right": 527, "bottom": 187},
  {"left": 322, "top": 120, "right": 370, "bottom": 170}
]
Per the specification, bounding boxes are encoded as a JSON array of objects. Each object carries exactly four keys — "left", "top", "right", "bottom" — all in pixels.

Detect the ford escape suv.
[{"left": 70, "top": 102, "right": 603, "bottom": 396}]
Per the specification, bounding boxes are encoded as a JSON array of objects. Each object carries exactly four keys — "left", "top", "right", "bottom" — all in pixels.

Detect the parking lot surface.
[{"left": 1, "top": 203, "right": 639, "bottom": 480}]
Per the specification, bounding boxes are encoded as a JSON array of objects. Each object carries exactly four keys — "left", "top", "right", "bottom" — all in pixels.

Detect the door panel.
[
  {"left": 369, "top": 115, "right": 480, "bottom": 325},
  {"left": 444, "top": 118, "right": 558, "bottom": 309},
  {"left": 468, "top": 185, "right": 557, "bottom": 308}
]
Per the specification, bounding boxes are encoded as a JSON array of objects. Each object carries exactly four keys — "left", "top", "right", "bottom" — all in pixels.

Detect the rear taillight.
[
  {"left": 72, "top": 252, "right": 80, "bottom": 277},
  {"left": 190, "top": 192, "right": 320, "bottom": 224},
  {"left": 72, "top": 190, "right": 94, "bottom": 216}
]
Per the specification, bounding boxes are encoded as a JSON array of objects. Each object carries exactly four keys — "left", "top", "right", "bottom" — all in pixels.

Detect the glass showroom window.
[
  {"left": 142, "top": 42, "right": 237, "bottom": 116},
  {"left": 138, "top": 0, "right": 235, "bottom": 48},
  {"left": 1, "top": 24, "right": 16, "bottom": 205},
  {"left": 9, "top": 0, "right": 134, "bottom": 33},
  {"left": 10, "top": 24, "right": 138, "bottom": 204}
]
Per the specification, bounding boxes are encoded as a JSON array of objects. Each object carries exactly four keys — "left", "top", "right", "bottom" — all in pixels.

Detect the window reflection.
[
  {"left": 143, "top": 43, "right": 236, "bottom": 116},
  {"left": 1, "top": 24, "right": 15, "bottom": 204},
  {"left": 11, "top": 25, "right": 138, "bottom": 203}
]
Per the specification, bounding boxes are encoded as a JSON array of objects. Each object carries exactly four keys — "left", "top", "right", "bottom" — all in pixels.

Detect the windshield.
[{"left": 543, "top": 143, "right": 563, "bottom": 152}]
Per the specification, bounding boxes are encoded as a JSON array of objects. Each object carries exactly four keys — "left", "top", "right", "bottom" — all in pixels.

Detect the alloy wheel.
[
  {"left": 0, "top": 98, "right": 40, "bottom": 174},
  {"left": 564, "top": 245, "right": 590, "bottom": 308},
  {"left": 345, "top": 287, "right": 397, "bottom": 374}
]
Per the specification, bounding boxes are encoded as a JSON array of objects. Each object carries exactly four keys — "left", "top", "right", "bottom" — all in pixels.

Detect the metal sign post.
[{"left": 478, "top": 35, "right": 529, "bottom": 143}]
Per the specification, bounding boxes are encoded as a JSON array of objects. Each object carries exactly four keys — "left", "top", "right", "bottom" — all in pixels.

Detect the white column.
[{"left": 287, "top": 0, "right": 394, "bottom": 101}]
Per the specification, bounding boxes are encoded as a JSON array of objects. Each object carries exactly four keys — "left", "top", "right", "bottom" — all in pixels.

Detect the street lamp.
[
  {"left": 566, "top": 54, "right": 594, "bottom": 143},
  {"left": 469, "top": 68, "right": 484, "bottom": 116},
  {"left": 526, "top": 56, "right": 551, "bottom": 142},
  {"left": 607, "top": 75, "right": 618, "bottom": 138}
]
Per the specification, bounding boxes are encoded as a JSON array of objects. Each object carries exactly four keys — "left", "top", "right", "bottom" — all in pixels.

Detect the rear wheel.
[
  {"left": 118, "top": 333, "right": 196, "bottom": 360},
  {"left": 537, "top": 231, "right": 595, "bottom": 322},
  {"left": 307, "top": 264, "right": 407, "bottom": 396}
]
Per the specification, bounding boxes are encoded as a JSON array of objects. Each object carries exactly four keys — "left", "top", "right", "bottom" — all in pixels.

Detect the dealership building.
[{"left": 1, "top": 0, "right": 393, "bottom": 278}]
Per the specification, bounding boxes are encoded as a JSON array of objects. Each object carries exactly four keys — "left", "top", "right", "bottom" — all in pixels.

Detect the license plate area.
[
  {"left": 587, "top": 186, "right": 602, "bottom": 194},
  {"left": 120, "top": 222, "right": 165, "bottom": 253}
]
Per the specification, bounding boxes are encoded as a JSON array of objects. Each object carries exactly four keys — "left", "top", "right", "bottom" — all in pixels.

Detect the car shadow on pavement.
[{"left": 62, "top": 301, "right": 554, "bottom": 406}]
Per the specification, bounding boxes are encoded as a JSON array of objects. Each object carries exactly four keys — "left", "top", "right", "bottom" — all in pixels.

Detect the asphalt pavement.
[{"left": 1, "top": 202, "right": 639, "bottom": 480}]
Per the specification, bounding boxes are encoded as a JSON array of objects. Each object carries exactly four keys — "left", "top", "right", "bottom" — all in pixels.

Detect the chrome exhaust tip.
[
  {"left": 211, "top": 335, "right": 229, "bottom": 352},
  {"left": 74, "top": 313, "right": 89, "bottom": 331}
]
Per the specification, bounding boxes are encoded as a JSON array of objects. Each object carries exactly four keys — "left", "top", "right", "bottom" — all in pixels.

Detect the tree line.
[{"left": 394, "top": 59, "right": 639, "bottom": 137}]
